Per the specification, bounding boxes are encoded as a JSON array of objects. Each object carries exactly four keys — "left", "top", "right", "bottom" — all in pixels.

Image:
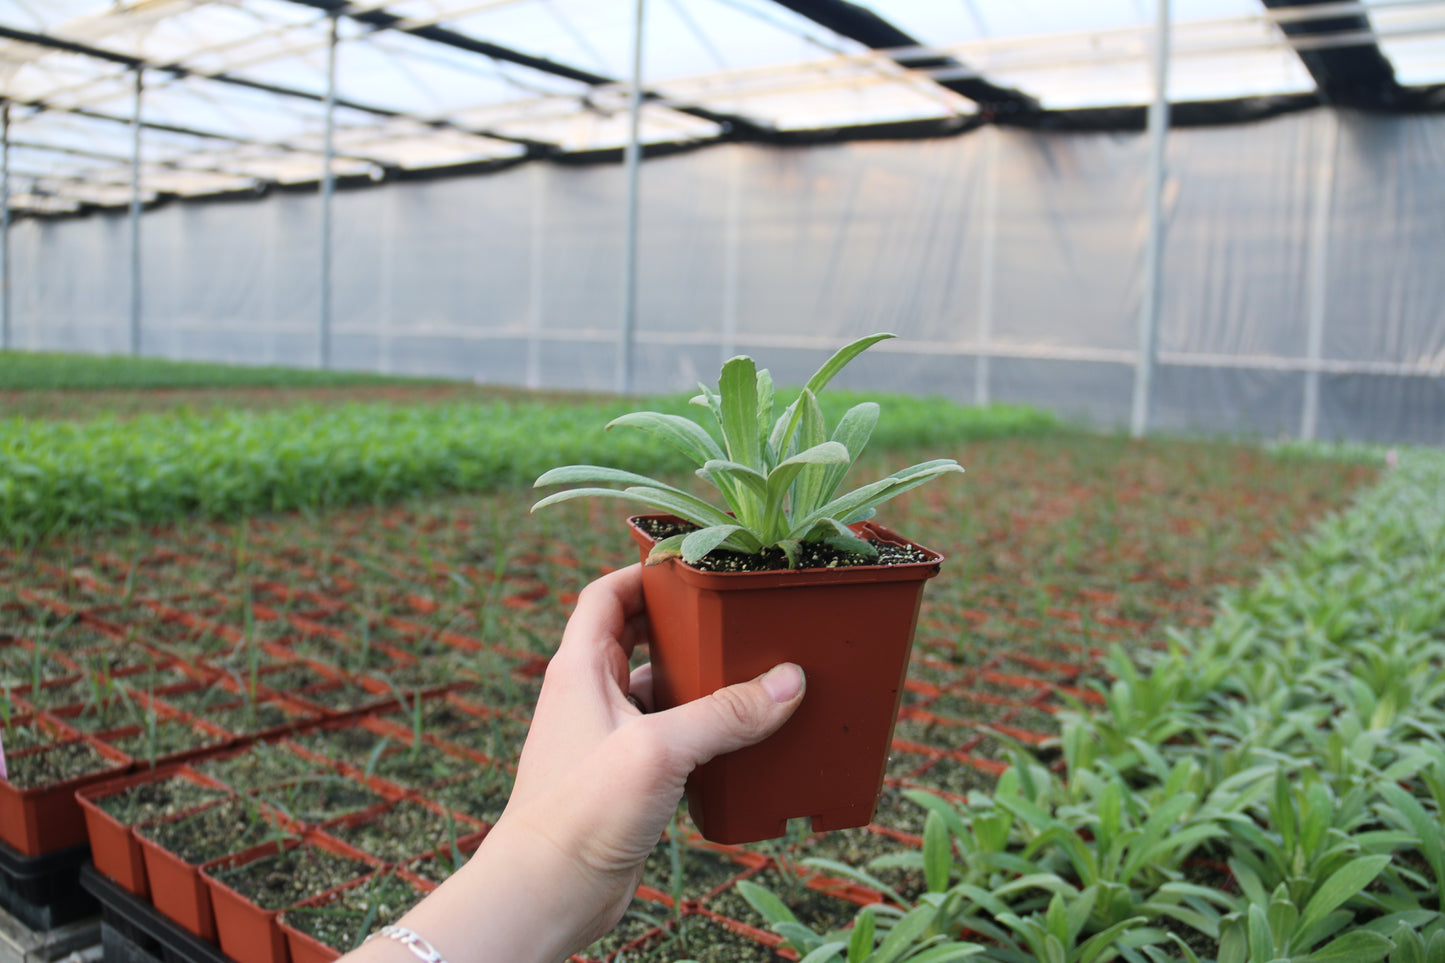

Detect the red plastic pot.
[
  {"left": 279, "top": 869, "right": 434, "bottom": 963},
  {"left": 76, "top": 765, "right": 230, "bottom": 898},
  {"left": 629, "top": 515, "right": 943, "bottom": 845},
  {"left": 0, "top": 734, "right": 131, "bottom": 856},
  {"left": 203, "top": 832, "right": 380, "bottom": 963}
]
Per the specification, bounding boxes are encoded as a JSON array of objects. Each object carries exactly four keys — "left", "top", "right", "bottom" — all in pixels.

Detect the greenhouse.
[{"left": 1, "top": 2, "right": 1444, "bottom": 963}]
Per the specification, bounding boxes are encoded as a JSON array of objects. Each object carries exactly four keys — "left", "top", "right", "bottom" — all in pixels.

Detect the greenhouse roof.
[{"left": 1, "top": 0, "right": 1442, "bottom": 215}]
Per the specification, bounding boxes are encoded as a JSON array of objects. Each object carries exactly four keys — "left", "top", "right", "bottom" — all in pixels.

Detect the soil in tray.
[
  {"left": 291, "top": 725, "right": 395, "bottom": 765},
  {"left": 406, "top": 845, "right": 473, "bottom": 885},
  {"left": 17, "top": 677, "right": 92, "bottom": 710},
  {"left": 366, "top": 743, "right": 468, "bottom": 789},
  {"left": 0, "top": 719, "right": 65, "bottom": 753},
  {"left": 282, "top": 872, "right": 428, "bottom": 954},
  {"left": 106, "top": 720, "right": 228, "bottom": 761},
  {"left": 427, "top": 768, "right": 513, "bottom": 824},
  {"left": 803, "top": 826, "right": 925, "bottom": 903},
  {"left": 624, "top": 915, "right": 781, "bottom": 962},
  {"left": 192, "top": 742, "right": 316, "bottom": 790},
  {"left": 213, "top": 844, "right": 373, "bottom": 910},
  {"left": 909, "top": 756, "right": 999, "bottom": 797},
  {"left": 6, "top": 739, "right": 117, "bottom": 789},
  {"left": 443, "top": 716, "right": 530, "bottom": 763},
  {"left": 577, "top": 900, "right": 670, "bottom": 962},
  {"left": 708, "top": 867, "right": 863, "bottom": 935},
  {"left": 97, "top": 774, "right": 229, "bottom": 825},
  {"left": 257, "top": 775, "right": 384, "bottom": 826},
  {"left": 209, "top": 701, "right": 306, "bottom": 737},
  {"left": 327, "top": 800, "right": 469, "bottom": 864},
  {"left": 641, "top": 843, "right": 747, "bottom": 904},
  {"left": 138, "top": 797, "right": 283, "bottom": 864}
]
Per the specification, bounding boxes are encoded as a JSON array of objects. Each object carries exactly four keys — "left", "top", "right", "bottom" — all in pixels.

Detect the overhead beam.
[
  {"left": 278, "top": 0, "right": 774, "bottom": 137},
  {"left": 1261, "top": 0, "right": 1402, "bottom": 107},
  {"left": 767, "top": 0, "right": 1039, "bottom": 116},
  {"left": 0, "top": 23, "right": 556, "bottom": 154}
]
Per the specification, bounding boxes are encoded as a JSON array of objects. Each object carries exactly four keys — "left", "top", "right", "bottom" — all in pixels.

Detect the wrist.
[{"left": 393, "top": 819, "right": 609, "bottom": 963}]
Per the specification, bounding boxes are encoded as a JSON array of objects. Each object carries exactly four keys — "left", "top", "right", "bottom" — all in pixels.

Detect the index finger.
[{"left": 557, "top": 564, "right": 646, "bottom": 659}]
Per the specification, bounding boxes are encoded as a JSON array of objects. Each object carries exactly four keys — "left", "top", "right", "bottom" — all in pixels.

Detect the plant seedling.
[{"left": 533, "top": 333, "right": 964, "bottom": 568}]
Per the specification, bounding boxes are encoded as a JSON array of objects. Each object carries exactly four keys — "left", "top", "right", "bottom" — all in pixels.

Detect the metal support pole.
[
  {"left": 974, "top": 129, "right": 999, "bottom": 407},
  {"left": 526, "top": 163, "right": 546, "bottom": 389},
  {"left": 1300, "top": 110, "right": 1338, "bottom": 441},
  {"left": 1131, "top": 0, "right": 1171, "bottom": 439},
  {"left": 617, "top": 0, "right": 645, "bottom": 395},
  {"left": 319, "top": 10, "right": 338, "bottom": 370},
  {"left": 720, "top": 146, "right": 742, "bottom": 364},
  {"left": 1, "top": 102, "right": 10, "bottom": 351},
  {"left": 129, "top": 69, "right": 143, "bottom": 356}
]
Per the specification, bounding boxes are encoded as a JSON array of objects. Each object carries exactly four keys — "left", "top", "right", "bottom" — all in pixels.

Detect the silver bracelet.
[{"left": 366, "top": 925, "right": 447, "bottom": 963}]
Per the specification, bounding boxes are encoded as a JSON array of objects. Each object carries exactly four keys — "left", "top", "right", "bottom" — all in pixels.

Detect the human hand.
[{"left": 365, "top": 564, "right": 804, "bottom": 963}]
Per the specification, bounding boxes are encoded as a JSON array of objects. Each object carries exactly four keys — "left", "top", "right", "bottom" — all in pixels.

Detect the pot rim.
[{"left": 627, "top": 515, "right": 943, "bottom": 589}]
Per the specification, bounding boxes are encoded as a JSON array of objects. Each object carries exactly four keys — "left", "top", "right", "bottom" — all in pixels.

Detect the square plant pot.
[
  {"left": 202, "top": 832, "right": 380, "bottom": 963},
  {"left": 279, "top": 869, "right": 434, "bottom": 963},
  {"left": 135, "top": 795, "right": 293, "bottom": 941},
  {"left": 630, "top": 515, "right": 942, "bottom": 845},
  {"left": 0, "top": 734, "right": 131, "bottom": 857},
  {"left": 76, "top": 764, "right": 230, "bottom": 898}
]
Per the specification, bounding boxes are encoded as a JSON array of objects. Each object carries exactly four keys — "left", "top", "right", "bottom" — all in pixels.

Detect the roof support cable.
[{"left": 275, "top": 0, "right": 771, "bottom": 138}]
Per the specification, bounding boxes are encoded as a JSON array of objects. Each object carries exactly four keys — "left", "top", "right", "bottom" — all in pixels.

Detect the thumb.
[{"left": 654, "top": 663, "right": 805, "bottom": 769}]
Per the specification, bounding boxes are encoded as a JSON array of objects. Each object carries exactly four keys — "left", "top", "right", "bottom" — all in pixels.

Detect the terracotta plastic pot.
[
  {"left": 279, "top": 869, "right": 434, "bottom": 963},
  {"left": 0, "top": 735, "right": 131, "bottom": 857},
  {"left": 76, "top": 765, "right": 230, "bottom": 898},
  {"left": 628, "top": 515, "right": 942, "bottom": 845}
]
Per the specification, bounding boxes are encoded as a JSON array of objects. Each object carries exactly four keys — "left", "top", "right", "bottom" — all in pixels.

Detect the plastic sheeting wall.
[{"left": 7, "top": 106, "right": 1443, "bottom": 444}]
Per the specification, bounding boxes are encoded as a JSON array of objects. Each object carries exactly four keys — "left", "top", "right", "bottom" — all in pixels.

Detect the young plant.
[{"left": 532, "top": 334, "right": 964, "bottom": 567}]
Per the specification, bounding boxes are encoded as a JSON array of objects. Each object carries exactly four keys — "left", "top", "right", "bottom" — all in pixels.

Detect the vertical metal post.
[
  {"left": 617, "top": 0, "right": 645, "bottom": 395},
  {"left": 526, "top": 163, "right": 546, "bottom": 388},
  {"left": 130, "top": 69, "right": 143, "bottom": 356},
  {"left": 1131, "top": 0, "right": 1171, "bottom": 438},
  {"left": 319, "top": 10, "right": 338, "bottom": 370},
  {"left": 720, "top": 146, "right": 742, "bottom": 364},
  {"left": 1, "top": 102, "right": 10, "bottom": 351},
  {"left": 1300, "top": 110, "right": 1338, "bottom": 441},
  {"left": 974, "top": 129, "right": 999, "bottom": 407}
]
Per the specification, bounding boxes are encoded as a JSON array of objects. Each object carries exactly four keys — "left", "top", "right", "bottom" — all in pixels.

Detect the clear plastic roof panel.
[{"left": 1, "top": 0, "right": 1442, "bottom": 213}]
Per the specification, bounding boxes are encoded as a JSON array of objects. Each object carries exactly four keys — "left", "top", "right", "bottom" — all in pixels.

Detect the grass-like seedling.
[{"left": 533, "top": 334, "right": 964, "bottom": 567}]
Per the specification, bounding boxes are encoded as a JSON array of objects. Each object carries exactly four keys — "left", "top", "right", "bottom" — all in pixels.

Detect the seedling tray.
[
  {"left": 0, "top": 837, "right": 97, "bottom": 931},
  {"left": 81, "top": 865, "right": 232, "bottom": 963}
]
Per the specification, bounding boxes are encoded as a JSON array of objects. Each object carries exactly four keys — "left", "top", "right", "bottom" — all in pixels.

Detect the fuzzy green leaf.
[
  {"left": 680, "top": 524, "right": 751, "bottom": 563},
  {"left": 770, "top": 333, "right": 894, "bottom": 459},
  {"left": 530, "top": 482, "right": 732, "bottom": 529},
  {"left": 736, "top": 880, "right": 800, "bottom": 928},
  {"left": 718, "top": 356, "right": 761, "bottom": 471},
  {"left": 849, "top": 910, "right": 876, "bottom": 963},
  {"left": 789, "top": 459, "right": 963, "bottom": 538},
  {"left": 605, "top": 411, "right": 724, "bottom": 467}
]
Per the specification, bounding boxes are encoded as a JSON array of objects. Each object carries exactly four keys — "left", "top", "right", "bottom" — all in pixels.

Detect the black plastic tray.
[
  {"left": 0, "top": 837, "right": 97, "bottom": 931},
  {"left": 80, "top": 865, "right": 233, "bottom": 963}
]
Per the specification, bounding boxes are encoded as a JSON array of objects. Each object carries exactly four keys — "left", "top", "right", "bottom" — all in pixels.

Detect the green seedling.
[{"left": 533, "top": 334, "right": 964, "bottom": 567}]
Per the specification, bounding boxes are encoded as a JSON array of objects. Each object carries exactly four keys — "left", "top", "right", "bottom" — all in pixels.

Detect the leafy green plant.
[{"left": 532, "top": 334, "right": 964, "bottom": 567}]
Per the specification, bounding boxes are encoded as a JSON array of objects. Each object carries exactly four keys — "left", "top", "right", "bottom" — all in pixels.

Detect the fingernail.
[{"left": 760, "top": 663, "right": 804, "bottom": 703}]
